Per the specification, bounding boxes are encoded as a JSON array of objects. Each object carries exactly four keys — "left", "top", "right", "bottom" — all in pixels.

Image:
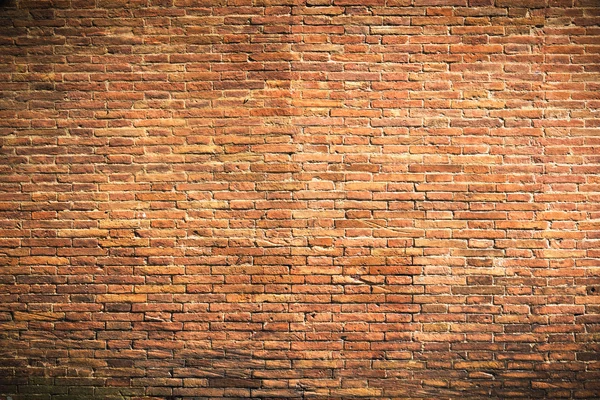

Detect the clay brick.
[
  {"left": 1, "top": 1, "right": 599, "bottom": 399},
  {"left": 96, "top": 294, "right": 147, "bottom": 303}
]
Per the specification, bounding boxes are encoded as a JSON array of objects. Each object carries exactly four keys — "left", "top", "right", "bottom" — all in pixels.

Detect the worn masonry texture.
[{"left": 1, "top": 0, "right": 599, "bottom": 398}]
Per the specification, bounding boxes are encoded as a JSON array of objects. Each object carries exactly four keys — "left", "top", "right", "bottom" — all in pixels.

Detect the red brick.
[{"left": 1, "top": 2, "right": 599, "bottom": 399}]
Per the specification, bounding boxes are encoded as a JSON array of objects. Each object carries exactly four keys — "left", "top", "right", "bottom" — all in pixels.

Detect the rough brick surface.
[{"left": 1, "top": 0, "right": 599, "bottom": 399}]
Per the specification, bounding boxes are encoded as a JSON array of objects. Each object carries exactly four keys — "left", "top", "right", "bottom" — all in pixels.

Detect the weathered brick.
[{"left": 1, "top": 1, "right": 599, "bottom": 399}]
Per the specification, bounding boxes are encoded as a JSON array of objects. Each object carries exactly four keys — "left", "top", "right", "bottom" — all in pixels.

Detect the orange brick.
[{"left": 1, "top": 2, "right": 598, "bottom": 399}]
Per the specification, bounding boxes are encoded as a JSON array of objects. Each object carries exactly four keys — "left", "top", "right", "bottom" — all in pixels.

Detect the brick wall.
[{"left": 1, "top": 0, "right": 599, "bottom": 398}]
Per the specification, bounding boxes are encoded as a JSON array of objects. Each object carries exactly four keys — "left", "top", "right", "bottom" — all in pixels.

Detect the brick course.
[{"left": 1, "top": 0, "right": 600, "bottom": 398}]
